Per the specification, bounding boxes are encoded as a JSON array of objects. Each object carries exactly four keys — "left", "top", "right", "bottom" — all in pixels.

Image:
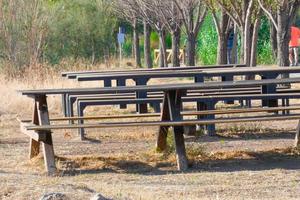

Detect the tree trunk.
[
  {"left": 159, "top": 30, "right": 168, "bottom": 67},
  {"left": 217, "top": 34, "right": 228, "bottom": 64},
  {"left": 276, "top": 9, "right": 291, "bottom": 67},
  {"left": 270, "top": 21, "right": 278, "bottom": 58},
  {"left": 171, "top": 28, "right": 181, "bottom": 67},
  {"left": 133, "top": 19, "right": 142, "bottom": 68},
  {"left": 244, "top": 21, "right": 252, "bottom": 66},
  {"left": 231, "top": 24, "right": 239, "bottom": 64},
  {"left": 239, "top": 29, "right": 245, "bottom": 64},
  {"left": 250, "top": 16, "right": 261, "bottom": 67},
  {"left": 144, "top": 20, "right": 152, "bottom": 68},
  {"left": 186, "top": 33, "right": 196, "bottom": 66},
  {"left": 216, "top": 11, "right": 229, "bottom": 65}
]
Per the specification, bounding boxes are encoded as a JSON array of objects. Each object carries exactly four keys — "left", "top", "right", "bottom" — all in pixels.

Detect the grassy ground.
[{"left": 0, "top": 65, "right": 300, "bottom": 200}]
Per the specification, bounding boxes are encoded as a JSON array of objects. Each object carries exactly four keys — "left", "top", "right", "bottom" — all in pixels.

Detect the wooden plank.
[
  {"left": 19, "top": 77, "right": 300, "bottom": 96},
  {"left": 62, "top": 64, "right": 246, "bottom": 77},
  {"left": 167, "top": 90, "right": 188, "bottom": 171},
  {"left": 25, "top": 114, "right": 300, "bottom": 131},
  {"left": 156, "top": 93, "right": 170, "bottom": 152},
  {"left": 295, "top": 120, "right": 300, "bottom": 148},
  {"left": 74, "top": 67, "right": 300, "bottom": 81},
  {"left": 29, "top": 102, "right": 40, "bottom": 159},
  {"left": 19, "top": 106, "right": 300, "bottom": 123},
  {"left": 36, "top": 95, "right": 56, "bottom": 175},
  {"left": 21, "top": 122, "right": 47, "bottom": 142}
]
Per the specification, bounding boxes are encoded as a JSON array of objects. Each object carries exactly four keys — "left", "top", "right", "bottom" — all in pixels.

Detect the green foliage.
[
  {"left": 44, "top": 0, "right": 118, "bottom": 64},
  {"left": 122, "top": 37, "right": 133, "bottom": 58},
  {"left": 257, "top": 16, "right": 276, "bottom": 64},
  {"left": 197, "top": 14, "right": 218, "bottom": 65}
]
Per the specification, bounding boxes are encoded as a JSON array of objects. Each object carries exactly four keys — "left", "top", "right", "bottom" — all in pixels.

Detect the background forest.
[{"left": 0, "top": 0, "right": 299, "bottom": 75}]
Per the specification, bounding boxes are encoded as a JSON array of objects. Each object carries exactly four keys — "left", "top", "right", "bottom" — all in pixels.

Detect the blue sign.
[{"left": 118, "top": 33, "right": 125, "bottom": 44}]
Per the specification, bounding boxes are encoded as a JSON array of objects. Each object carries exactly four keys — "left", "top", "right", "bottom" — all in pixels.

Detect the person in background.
[
  {"left": 227, "top": 24, "right": 235, "bottom": 64},
  {"left": 289, "top": 25, "right": 300, "bottom": 66}
]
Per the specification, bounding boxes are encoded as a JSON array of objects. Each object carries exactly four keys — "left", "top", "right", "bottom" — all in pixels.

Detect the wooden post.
[
  {"left": 29, "top": 101, "right": 40, "bottom": 159},
  {"left": 261, "top": 74, "right": 278, "bottom": 108},
  {"left": 156, "top": 93, "right": 170, "bottom": 151},
  {"left": 61, "top": 94, "right": 67, "bottom": 117},
  {"left": 207, "top": 101, "right": 216, "bottom": 136},
  {"left": 135, "top": 78, "right": 149, "bottom": 113},
  {"left": 36, "top": 95, "right": 56, "bottom": 175},
  {"left": 167, "top": 90, "right": 188, "bottom": 171},
  {"left": 104, "top": 79, "right": 112, "bottom": 87},
  {"left": 295, "top": 120, "right": 300, "bottom": 148},
  {"left": 116, "top": 78, "right": 127, "bottom": 109}
]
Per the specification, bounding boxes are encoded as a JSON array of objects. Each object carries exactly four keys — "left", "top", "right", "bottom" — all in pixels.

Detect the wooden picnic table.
[
  {"left": 66, "top": 66, "right": 300, "bottom": 114},
  {"left": 61, "top": 64, "right": 246, "bottom": 78},
  {"left": 19, "top": 77, "right": 300, "bottom": 174}
]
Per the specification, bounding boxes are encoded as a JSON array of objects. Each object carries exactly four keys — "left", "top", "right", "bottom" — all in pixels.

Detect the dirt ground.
[
  {"left": 1, "top": 112, "right": 300, "bottom": 200},
  {"left": 0, "top": 73, "right": 300, "bottom": 200}
]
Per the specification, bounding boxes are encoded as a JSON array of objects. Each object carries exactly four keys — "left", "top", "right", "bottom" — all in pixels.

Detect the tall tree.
[
  {"left": 113, "top": 0, "right": 142, "bottom": 67},
  {"left": 216, "top": 0, "right": 258, "bottom": 66},
  {"left": 258, "top": 0, "right": 300, "bottom": 66},
  {"left": 153, "top": 0, "right": 182, "bottom": 67},
  {"left": 206, "top": 0, "right": 232, "bottom": 64},
  {"left": 134, "top": 0, "right": 168, "bottom": 67},
  {"left": 143, "top": 20, "right": 153, "bottom": 68},
  {"left": 174, "top": 0, "right": 207, "bottom": 66}
]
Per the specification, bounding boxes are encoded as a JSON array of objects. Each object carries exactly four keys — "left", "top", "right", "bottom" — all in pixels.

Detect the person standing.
[
  {"left": 227, "top": 25, "right": 235, "bottom": 64},
  {"left": 289, "top": 26, "right": 300, "bottom": 66}
]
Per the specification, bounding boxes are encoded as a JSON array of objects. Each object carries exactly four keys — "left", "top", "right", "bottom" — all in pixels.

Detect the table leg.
[
  {"left": 135, "top": 78, "right": 149, "bottom": 113},
  {"left": 295, "top": 120, "right": 300, "bottom": 148},
  {"left": 104, "top": 79, "right": 112, "bottom": 87},
  {"left": 77, "top": 101, "right": 86, "bottom": 140},
  {"left": 61, "top": 94, "right": 67, "bottom": 117},
  {"left": 156, "top": 94, "right": 170, "bottom": 152},
  {"left": 117, "top": 78, "right": 127, "bottom": 109},
  {"left": 195, "top": 75, "right": 207, "bottom": 133},
  {"left": 36, "top": 95, "right": 56, "bottom": 175},
  {"left": 261, "top": 74, "right": 278, "bottom": 108},
  {"left": 168, "top": 90, "right": 188, "bottom": 171},
  {"left": 29, "top": 101, "right": 40, "bottom": 159},
  {"left": 222, "top": 75, "right": 234, "bottom": 104},
  {"left": 207, "top": 101, "right": 216, "bottom": 136}
]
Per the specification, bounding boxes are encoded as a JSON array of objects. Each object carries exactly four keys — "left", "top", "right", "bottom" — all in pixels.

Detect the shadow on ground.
[
  {"left": 56, "top": 147, "right": 300, "bottom": 176},
  {"left": 186, "top": 131, "right": 296, "bottom": 143}
]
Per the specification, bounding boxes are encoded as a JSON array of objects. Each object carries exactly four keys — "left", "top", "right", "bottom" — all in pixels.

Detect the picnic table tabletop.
[
  {"left": 62, "top": 64, "right": 246, "bottom": 78},
  {"left": 74, "top": 66, "right": 300, "bottom": 81},
  {"left": 20, "top": 77, "right": 300, "bottom": 96}
]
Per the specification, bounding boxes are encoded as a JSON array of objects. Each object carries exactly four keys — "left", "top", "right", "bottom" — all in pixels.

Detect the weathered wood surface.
[
  {"left": 156, "top": 93, "right": 170, "bottom": 151},
  {"left": 36, "top": 95, "right": 56, "bottom": 175},
  {"left": 62, "top": 64, "right": 246, "bottom": 78},
  {"left": 29, "top": 102, "right": 40, "bottom": 159},
  {"left": 75, "top": 66, "right": 300, "bottom": 81},
  {"left": 24, "top": 114, "right": 300, "bottom": 131},
  {"left": 19, "top": 77, "right": 300, "bottom": 96},
  {"left": 295, "top": 120, "right": 300, "bottom": 148},
  {"left": 166, "top": 90, "right": 188, "bottom": 171},
  {"left": 20, "top": 106, "right": 300, "bottom": 122}
]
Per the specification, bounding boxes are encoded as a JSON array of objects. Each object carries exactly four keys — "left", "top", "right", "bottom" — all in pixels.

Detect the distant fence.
[{"left": 154, "top": 49, "right": 185, "bottom": 65}]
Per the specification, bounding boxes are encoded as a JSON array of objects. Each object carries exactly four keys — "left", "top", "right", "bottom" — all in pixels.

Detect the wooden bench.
[
  {"left": 65, "top": 66, "right": 300, "bottom": 116},
  {"left": 19, "top": 77, "right": 300, "bottom": 175},
  {"left": 61, "top": 64, "right": 247, "bottom": 114},
  {"left": 62, "top": 66, "right": 300, "bottom": 137}
]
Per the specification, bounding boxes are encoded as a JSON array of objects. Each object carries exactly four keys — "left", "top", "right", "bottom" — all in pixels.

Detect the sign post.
[{"left": 118, "top": 27, "right": 125, "bottom": 67}]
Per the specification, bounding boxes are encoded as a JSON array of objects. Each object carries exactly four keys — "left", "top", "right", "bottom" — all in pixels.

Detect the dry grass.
[{"left": 0, "top": 64, "right": 300, "bottom": 200}]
